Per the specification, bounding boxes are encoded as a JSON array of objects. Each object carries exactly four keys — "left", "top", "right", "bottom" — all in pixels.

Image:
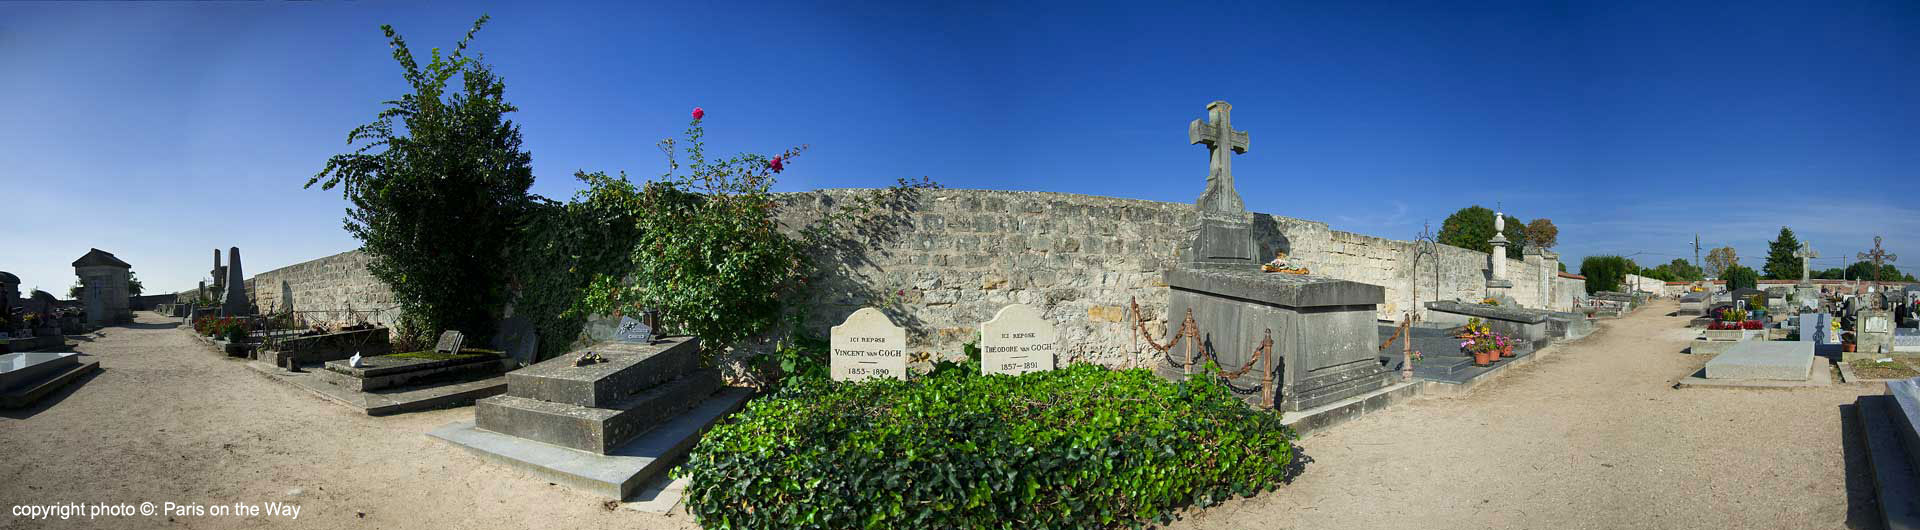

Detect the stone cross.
[
  {"left": 1793, "top": 242, "right": 1818, "bottom": 284},
  {"left": 1858, "top": 236, "right": 1898, "bottom": 307},
  {"left": 1188, "top": 100, "right": 1250, "bottom": 214}
]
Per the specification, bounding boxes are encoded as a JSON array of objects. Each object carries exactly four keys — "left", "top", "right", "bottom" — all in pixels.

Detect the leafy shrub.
[
  {"left": 1722, "top": 265, "right": 1759, "bottom": 291},
  {"left": 1580, "top": 255, "right": 1633, "bottom": 294},
  {"left": 680, "top": 364, "right": 1295, "bottom": 529}
]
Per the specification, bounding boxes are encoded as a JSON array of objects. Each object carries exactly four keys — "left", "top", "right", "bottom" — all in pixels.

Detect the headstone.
[
  {"left": 492, "top": 316, "right": 538, "bottom": 367},
  {"left": 978, "top": 304, "right": 1057, "bottom": 376},
  {"left": 1799, "top": 313, "right": 1827, "bottom": 343},
  {"left": 1858, "top": 309, "right": 1895, "bottom": 354},
  {"left": 829, "top": 308, "right": 906, "bottom": 382},
  {"left": 1183, "top": 100, "right": 1256, "bottom": 264},
  {"left": 434, "top": 330, "right": 466, "bottom": 355},
  {"left": 222, "top": 247, "right": 251, "bottom": 316},
  {"left": 614, "top": 315, "right": 653, "bottom": 344},
  {"left": 278, "top": 280, "right": 294, "bottom": 314}
]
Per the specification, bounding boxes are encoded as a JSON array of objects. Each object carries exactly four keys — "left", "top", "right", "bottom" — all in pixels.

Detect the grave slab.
[
  {"left": 1705, "top": 341, "right": 1816, "bottom": 381},
  {"left": 430, "top": 387, "right": 752, "bottom": 501},
  {"left": 0, "top": 352, "right": 99, "bottom": 408},
  {"left": 1854, "top": 389, "right": 1920, "bottom": 530},
  {"left": 246, "top": 361, "right": 506, "bottom": 416},
  {"left": 506, "top": 337, "right": 698, "bottom": 408}
]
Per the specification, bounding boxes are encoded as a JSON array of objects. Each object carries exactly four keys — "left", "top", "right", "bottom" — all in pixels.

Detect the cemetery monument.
[
  {"left": 71, "top": 248, "right": 132, "bottom": 327},
  {"left": 1162, "top": 100, "right": 1395, "bottom": 412}
]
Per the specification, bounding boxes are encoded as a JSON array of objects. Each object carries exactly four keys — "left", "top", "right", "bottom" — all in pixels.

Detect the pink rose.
[
  {"left": 691, "top": 107, "right": 705, "bottom": 121},
  {"left": 768, "top": 156, "right": 784, "bottom": 172}
]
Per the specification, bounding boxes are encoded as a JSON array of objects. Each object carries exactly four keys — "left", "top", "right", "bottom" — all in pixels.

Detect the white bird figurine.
[{"left": 348, "top": 352, "right": 364, "bottom": 368}]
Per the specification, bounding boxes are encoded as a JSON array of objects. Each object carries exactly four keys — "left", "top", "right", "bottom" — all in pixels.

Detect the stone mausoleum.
[{"left": 71, "top": 248, "right": 132, "bottom": 327}]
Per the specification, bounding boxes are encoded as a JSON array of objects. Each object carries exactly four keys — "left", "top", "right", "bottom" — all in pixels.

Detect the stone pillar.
[{"left": 1486, "top": 211, "right": 1513, "bottom": 304}]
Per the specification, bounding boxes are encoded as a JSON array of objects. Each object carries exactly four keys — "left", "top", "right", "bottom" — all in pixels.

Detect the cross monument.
[
  {"left": 1858, "top": 236, "right": 1899, "bottom": 306},
  {"left": 1794, "top": 242, "right": 1818, "bottom": 285},
  {"left": 1189, "top": 100, "right": 1250, "bottom": 214}
]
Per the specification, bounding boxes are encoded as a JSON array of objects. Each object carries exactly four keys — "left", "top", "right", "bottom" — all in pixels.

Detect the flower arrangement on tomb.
[
  {"left": 1455, "top": 318, "right": 1513, "bottom": 366},
  {"left": 1261, "top": 250, "right": 1310, "bottom": 274},
  {"left": 1480, "top": 297, "right": 1501, "bottom": 306}
]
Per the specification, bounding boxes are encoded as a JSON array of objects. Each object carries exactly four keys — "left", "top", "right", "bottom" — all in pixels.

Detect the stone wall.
[
  {"left": 776, "top": 189, "right": 1577, "bottom": 365},
  {"left": 245, "top": 250, "right": 398, "bottom": 327},
  {"left": 196, "top": 189, "right": 1585, "bottom": 366},
  {"left": 1621, "top": 273, "right": 1666, "bottom": 295}
]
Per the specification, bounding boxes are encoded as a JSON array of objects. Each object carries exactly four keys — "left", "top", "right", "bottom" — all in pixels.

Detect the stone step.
[
  {"left": 431, "top": 386, "right": 754, "bottom": 501},
  {"left": 1855, "top": 395, "right": 1920, "bottom": 530},
  {"left": 477, "top": 370, "right": 722, "bottom": 455},
  {"left": 505, "top": 337, "right": 699, "bottom": 408},
  {"left": 1, "top": 360, "right": 98, "bottom": 409}
]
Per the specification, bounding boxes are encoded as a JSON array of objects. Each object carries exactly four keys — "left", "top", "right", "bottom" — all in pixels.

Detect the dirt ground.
[{"left": 0, "top": 303, "right": 1889, "bottom": 529}]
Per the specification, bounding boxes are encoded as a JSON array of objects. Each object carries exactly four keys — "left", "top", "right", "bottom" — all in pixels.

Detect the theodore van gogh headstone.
[
  {"left": 830, "top": 308, "right": 906, "bottom": 381},
  {"left": 979, "top": 304, "right": 1057, "bottom": 376}
]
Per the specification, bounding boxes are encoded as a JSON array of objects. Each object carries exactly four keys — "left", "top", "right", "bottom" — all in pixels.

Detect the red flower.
[
  {"left": 768, "top": 156, "right": 785, "bottom": 172},
  {"left": 691, "top": 107, "right": 705, "bottom": 121}
]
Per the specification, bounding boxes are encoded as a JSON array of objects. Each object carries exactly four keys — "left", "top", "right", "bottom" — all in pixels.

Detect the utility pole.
[{"left": 1692, "top": 234, "right": 1702, "bottom": 273}]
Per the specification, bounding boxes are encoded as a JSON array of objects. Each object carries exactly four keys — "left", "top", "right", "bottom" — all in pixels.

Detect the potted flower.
[{"left": 1498, "top": 334, "right": 1515, "bottom": 358}]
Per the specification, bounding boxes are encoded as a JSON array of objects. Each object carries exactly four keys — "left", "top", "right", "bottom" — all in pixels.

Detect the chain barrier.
[{"left": 1128, "top": 297, "right": 1277, "bottom": 407}]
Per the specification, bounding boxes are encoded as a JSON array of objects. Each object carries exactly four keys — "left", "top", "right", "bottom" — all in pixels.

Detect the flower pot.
[
  {"left": 1473, "top": 351, "right": 1492, "bottom": 366},
  {"left": 1843, "top": 343, "right": 1856, "bottom": 353}
]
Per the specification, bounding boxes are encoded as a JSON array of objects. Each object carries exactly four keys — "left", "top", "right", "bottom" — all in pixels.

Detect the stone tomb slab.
[
  {"left": 0, "top": 352, "right": 100, "bottom": 408},
  {"left": 978, "top": 304, "right": 1057, "bottom": 376},
  {"left": 1423, "top": 301, "right": 1551, "bottom": 349},
  {"left": 830, "top": 308, "right": 907, "bottom": 382},
  {"left": 430, "top": 387, "right": 753, "bottom": 503},
  {"left": 1705, "top": 341, "right": 1816, "bottom": 381},
  {"left": 321, "top": 351, "right": 502, "bottom": 392},
  {"left": 506, "top": 338, "right": 698, "bottom": 409},
  {"left": 1164, "top": 266, "right": 1392, "bottom": 411}
]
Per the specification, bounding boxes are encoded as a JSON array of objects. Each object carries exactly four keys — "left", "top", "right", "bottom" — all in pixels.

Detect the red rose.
[
  {"left": 691, "top": 107, "right": 705, "bottom": 120},
  {"left": 768, "top": 156, "right": 784, "bottom": 172}
]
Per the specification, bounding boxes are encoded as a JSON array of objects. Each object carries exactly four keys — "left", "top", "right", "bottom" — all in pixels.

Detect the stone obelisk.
[{"left": 222, "top": 247, "right": 252, "bottom": 316}]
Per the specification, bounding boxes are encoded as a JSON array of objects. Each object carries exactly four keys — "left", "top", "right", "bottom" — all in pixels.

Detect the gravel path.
[
  {"left": 1173, "top": 300, "right": 1885, "bottom": 530},
  {"left": 1, "top": 312, "right": 697, "bottom": 530},
  {"left": 0, "top": 305, "right": 1887, "bottom": 529}
]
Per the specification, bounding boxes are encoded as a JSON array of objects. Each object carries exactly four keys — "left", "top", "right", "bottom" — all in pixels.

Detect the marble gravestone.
[
  {"left": 1163, "top": 100, "right": 1394, "bottom": 411},
  {"left": 979, "top": 304, "right": 1057, "bottom": 376},
  {"left": 614, "top": 316, "right": 653, "bottom": 344},
  {"left": 830, "top": 308, "right": 906, "bottom": 382}
]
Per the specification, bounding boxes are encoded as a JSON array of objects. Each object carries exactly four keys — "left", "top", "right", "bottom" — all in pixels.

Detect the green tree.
[
  {"left": 1525, "top": 218, "right": 1558, "bottom": 249},
  {"left": 1648, "top": 258, "right": 1704, "bottom": 282},
  {"left": 307, "top": 16, "right": 534, "bottom": 343},
  {"left": 1580, "top": 255, "right": 1633, "bottom": 294},
  {"left": 1704, "top": 246, "right": 1738, "bottom": 278},
  {"left": 1844, "top": 262, "right": 1915, "bottom": 282},
  {"left": 1723, "top": 265, "right": 1759, "bottom": 290},
  {"left": 1438, "top": 206, "right": 1528, "bottom": 256},
  {"left": 67, "top": 281, "right": 82, "bottom": 300},
  {"left": 1761, "top": 226, "right": 1801, "bottom": 280},
  {"left": 1814, "top": 267, "right": 1846, "bottom": 280},
  {"left": 127, "top": 271, "right": 144, "bottom": 297}
]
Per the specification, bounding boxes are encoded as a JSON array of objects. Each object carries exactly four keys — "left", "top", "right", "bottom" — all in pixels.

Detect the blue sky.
[{"left": 2, "top": 1, "right": 1915, "bottom": 294}]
